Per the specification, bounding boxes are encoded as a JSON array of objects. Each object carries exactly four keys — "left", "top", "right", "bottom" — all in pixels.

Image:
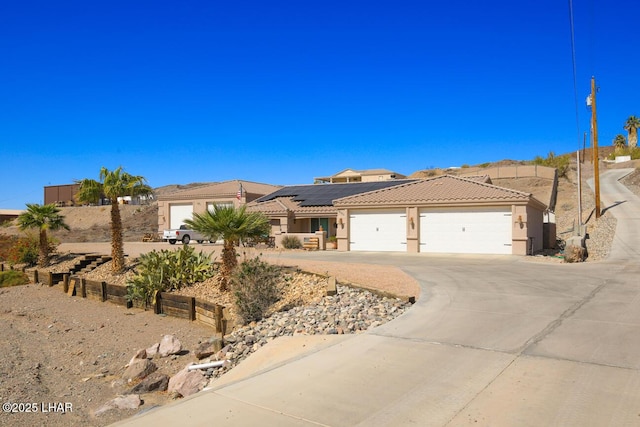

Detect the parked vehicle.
[{"left": 162, "top": 225, "right": 210, "bottom": 245}]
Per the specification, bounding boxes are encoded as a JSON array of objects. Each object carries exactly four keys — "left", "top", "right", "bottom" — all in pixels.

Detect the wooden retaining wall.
[
  {"left": 2, "top": 262, "right": 366, "bottom": 336},
  {"left": 82, "top": 279, "right": 106, "bottom": 302},
  {"left": 105, "top": 283, "right": 132, "bottom": 308},
  {"left": 156, "top": 292, "right": 195, "bottom": 320},
  {"left": 3, "top": 266, "right": 230, "bottom": 333},
  {"left": 195, "top": 299, "right": 229, "bottom": 335}
]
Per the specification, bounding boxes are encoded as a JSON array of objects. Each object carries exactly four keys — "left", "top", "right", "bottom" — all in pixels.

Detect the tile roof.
[
  {"left": 246, "top": 198, "right": 289, "bottom": 215},
  {"left": 247, "top": 197, "right": 337, "bottom": 216},
  {"left": 158, "top": 180, "right": 281, "bottom": 201},
  {"left": 333, "top": 175, "right": 545, "bottom": 207},
  {"left": 328, "top": 168, "right": 400, "bottom": 176}
]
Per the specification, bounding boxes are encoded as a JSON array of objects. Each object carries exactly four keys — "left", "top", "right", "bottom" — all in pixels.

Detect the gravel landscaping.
[{"left": 0, "top": 254, "right": 413, "bottom": 427}]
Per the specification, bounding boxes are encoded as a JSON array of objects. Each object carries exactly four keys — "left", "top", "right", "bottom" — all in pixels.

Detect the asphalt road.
[{"left": 114, "top": 169, "right": 640, "bottom": 427}]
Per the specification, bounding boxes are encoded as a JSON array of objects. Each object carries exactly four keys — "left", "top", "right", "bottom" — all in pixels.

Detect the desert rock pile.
[
  {"left": 203, "top": 285, "right": 411, "bottom": 380},
  {"left": 89, "top": 285, "right": 411, "bottom": 415}
]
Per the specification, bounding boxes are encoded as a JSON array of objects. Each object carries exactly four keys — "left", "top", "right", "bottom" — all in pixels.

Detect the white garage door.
[
  {"left": 350, "top": 210, "right": 407, "bottom": 252},
  {"left": 420, "top": 207, "right": 512, "bottom": 254},
  {"left": 170, "top": 204, "right": 194, "bottom": 229}
]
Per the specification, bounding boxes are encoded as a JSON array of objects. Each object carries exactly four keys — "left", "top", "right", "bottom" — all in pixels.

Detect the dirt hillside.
[{"left": 2, "top": 204, "right": 159, "bottom": 243}]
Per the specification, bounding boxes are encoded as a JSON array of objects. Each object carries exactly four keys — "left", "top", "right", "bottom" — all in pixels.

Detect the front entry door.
[{"left": 311, "top": 218, "right": 330, "bottom": 233}]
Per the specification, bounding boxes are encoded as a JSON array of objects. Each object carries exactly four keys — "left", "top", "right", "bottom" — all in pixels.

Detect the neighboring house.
[
  {"left": 44, "top": 183, "right": 136, "bottom": 206},
  {"left": 332, "top": 175, "right": 547, "bottom": 255},
  {"left": 314, "top": 168, "right": 406, "bottom": 184},
  {"left": 44, "top": 184, "right": 80, "bottom": 206},
  {"left": 157, "top": 180, "right": 281, "bottom": 232},
  {"left": 248, "top": 181, "right": 417, "bottom": 239},
  {"left": 0, "top": 209, "right": 23, "bottom": 224}
]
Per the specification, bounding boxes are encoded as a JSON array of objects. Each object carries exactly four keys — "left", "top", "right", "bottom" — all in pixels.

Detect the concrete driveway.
[{"left": 116, "top": 169, "right": 640, "bottom": 426}]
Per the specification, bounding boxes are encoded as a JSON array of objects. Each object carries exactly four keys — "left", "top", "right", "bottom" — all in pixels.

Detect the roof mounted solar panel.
[{"left": 254, "top": 180, "right": 416, "bottom": 207}]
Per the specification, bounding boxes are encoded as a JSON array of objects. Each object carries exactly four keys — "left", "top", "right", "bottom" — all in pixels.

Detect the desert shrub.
[
  {"left": 6, "top": 236, "right": 38, "bottom": 266},
  {"left": 2, "top": 233, "right": 59, "bottom": 267},
  {"left": 0, "top": 270, "right": 29, "bottom": 287},
  {"left": 0, "top": 234, "right": 17, "bottom": 261},
  {"left": 231, "top": 257, "right": 282, "bottom": 324},
  {"left": 608, "top": 146, "right": 640, "bottom": 160},
  {"left": 281, "top": 235, "right": 302, "bottom": 249},
  {"left": 530, "top": 151, "right": 570, "bottom": 178},
  {"left": 127, "top": 245, "right": 215, "bottom": 308}
]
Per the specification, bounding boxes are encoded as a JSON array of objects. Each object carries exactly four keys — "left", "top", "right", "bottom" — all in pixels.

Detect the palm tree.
[
  {"left": 17, "top": 203, "right": 70, "bottom": 267},
  {"left": 76, "top": 167, "right": 152, "bottom": 273},
  {"left": 613, "top": 134, "right": 627, "bottom": 153},
  {"left": 624, "top": 115, "right": 640, "bottom": 148},
  {"left": 184, "top": 205, "right": 270, "bottom": 291}
]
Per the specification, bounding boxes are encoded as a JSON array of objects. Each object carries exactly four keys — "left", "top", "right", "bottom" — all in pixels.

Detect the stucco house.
[
  {"left": 250, "top": 175, "right": 547, "bottom": 255},
  {"left": 157, "top": 180, "right": 281, "bottom": 232},
  {"left": 314, "top": 168, "right": 406, "bottom": 184},
  {"left": 333, "top": 175, "right": 547, "bottom": 255}
]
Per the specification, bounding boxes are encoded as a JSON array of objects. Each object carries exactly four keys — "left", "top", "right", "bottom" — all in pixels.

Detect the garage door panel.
[
  {"left": 170, "top": 204, "right": 194, "bottom": 230},
  {"left": 350, "top": 210, "right": 407, "bottom": 252},
  {"left": 420, "top": 208, "right": 512, "bottom": 254}
]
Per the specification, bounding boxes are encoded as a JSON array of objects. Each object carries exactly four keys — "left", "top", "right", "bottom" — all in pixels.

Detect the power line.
[{"left": 568, "top": 0, "right": 582, "bottom": 151}]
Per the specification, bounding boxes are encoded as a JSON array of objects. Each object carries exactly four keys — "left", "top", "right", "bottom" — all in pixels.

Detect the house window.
[{"left": 207, "top": 202, "right": 233, "bottom": 212}]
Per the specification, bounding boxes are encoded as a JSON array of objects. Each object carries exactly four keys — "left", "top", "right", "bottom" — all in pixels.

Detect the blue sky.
[{"left": 1, "top": 1, "right": 638, "bottom": 209}]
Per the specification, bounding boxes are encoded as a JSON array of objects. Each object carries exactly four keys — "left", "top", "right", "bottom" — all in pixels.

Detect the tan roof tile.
[
  {"left": 158, "top": 180, "right": 281, "bottom": 201},
  {"left": 334, "top": 175, "right": 542, "bottom": 207},
  {"left": 246, "top": 198, "right": 289, "bottom": 215},
  {"left": 247, "top": 197, "right": 337, "bottom": 216}
]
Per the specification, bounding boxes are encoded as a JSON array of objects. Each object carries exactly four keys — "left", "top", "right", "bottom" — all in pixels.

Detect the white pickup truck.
[{"left": 162, "top": 225, "right": 210, "bottom": 245}]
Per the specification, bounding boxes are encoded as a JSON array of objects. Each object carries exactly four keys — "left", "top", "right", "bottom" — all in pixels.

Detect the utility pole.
[
  {"left": 590, "top": 76, "right": 601, "bottom": 219},
  {"left": 577, "top": 150, "right": 582, "bottom": 227}
]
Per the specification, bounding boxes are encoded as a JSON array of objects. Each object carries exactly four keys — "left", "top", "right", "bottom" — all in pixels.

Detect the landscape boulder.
[
  {"left": 122, "top": 358, "right": 157, "bottom": 382},
  {"left": 168, "top": 367, "right": 207, "bottom": 398},
  {"left": 564, "top": 235, "right": 586, "bottom": 263},
  {"left": 158, "top": 334, "right": 182, "bottom": 357},
  {"left": 146, "top": 342, "right": 160, "bottom": 357},
  {"left": 94, "top": 394, "right": 142, "bottom": 416},
  {"left": 127, "top": 372, "right": 169, "bottom": 394},
  {"left": 129, "top": 349, "right": 147, "bottom": 365},
  {"left": 195, "top": 337, "right": 224, "bottom": 360}
]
